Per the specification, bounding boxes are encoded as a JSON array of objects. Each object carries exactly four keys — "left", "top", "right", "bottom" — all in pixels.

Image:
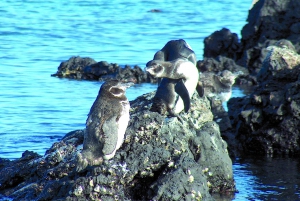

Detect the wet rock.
[
  {"left": 198, "top": 56, "right": 245, "bottom": 74},
  {"left": 209, "top": 98, "right": 232, "bottom": 132},
  {"left": 51, "top": 56, "right": 157, "bottom": 83},
  {"left": 227, "top": 42, "right": 300, "bottom": 157},
  {"left": 0, "top": 91, "right": 235, "bottom": 200}
]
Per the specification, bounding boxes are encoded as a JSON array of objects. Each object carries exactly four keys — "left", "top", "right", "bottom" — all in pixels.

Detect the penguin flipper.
[
  {"left": 196, "top": 81, "right": 204, "bottom": 97},
  {"left": 102, "top": 116, "right": 119, "bottom": 160},
  {"left": 175, "top": 79, "right": 190, "bottom": 113}
]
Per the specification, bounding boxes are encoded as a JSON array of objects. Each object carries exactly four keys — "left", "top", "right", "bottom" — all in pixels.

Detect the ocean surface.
[{"left": 1, "top": 0, "right": 300, "bottom": 200}]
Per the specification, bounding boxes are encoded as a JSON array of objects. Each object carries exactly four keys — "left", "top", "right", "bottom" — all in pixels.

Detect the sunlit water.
[{"left": 1, "top": 1, "right": 299, "bottom": 200}]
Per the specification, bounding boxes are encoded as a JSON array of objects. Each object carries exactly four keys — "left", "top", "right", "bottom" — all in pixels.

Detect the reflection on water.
[
  {"left": 212, "top": 156, "right": 300, "bottom": 201},
  {"left": 233, "top": 157, "right": 300, "bottom": 201}
]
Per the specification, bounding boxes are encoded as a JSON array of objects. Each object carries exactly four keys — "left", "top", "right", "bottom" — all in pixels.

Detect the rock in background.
[
  {"left": 198, "top": 0, "right": 300, "bottom": 85},
  {"left": 51, "top": 56, "right": 157, "bottom": 83},
  {"left": 228, "top": 41, "right": 300, "bottom": 156},
  {"left": 197, "top": 0, "right": 300, "bottom": 157},
  {"left": 239, "top": 0, "right": 300, "bottom": 74},
  {"left": 0, "top": 92, "right": 235, "bottom": 200}
]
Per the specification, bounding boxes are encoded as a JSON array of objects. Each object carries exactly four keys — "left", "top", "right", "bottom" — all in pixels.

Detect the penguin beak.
[
  {"left": 145, "top": 65, "right": 155, "bottom": 75},
  {"left": 145, "top": 60, "right": 155, "bottom": 73},
  {"left": 144, "top": 60, "right": 163, "bottom": 77}
]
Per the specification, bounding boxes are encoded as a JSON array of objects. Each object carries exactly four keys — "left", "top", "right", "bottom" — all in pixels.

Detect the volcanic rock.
[
  {"left": 0, "top": 92, "right": 235, "bottom": 200},
  {"left": 51, "top": 56, "right": 157, "bottom": 83},
  {"left": 228, "top": 40, "right": 300, "bottom": 156}
]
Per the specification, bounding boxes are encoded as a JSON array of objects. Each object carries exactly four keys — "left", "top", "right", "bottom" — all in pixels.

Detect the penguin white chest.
[
  {"left": 173, "top": 62, "right": 199, "bottom": 114},
  {"left": 116, "top": 101, "right": 130, "bottom": 150}
]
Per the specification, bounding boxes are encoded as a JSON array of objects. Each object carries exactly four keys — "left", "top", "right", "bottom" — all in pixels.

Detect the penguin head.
[
  {"left": 218, "top": 70, "right": 236, "bottom": 87},
  {"left": 145, "top": 60, "right": 164, "bottom": 77},
  {"left": 100, "top": 80, "right": 134, "bottom": 98}
]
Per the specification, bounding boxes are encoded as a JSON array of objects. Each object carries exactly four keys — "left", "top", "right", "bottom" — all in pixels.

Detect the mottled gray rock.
[
  {"left": 197, "top": 56, "right": 253, "bottom": 87},
  {"left": 201, "top": 0, "right": 300, "bottom": 81},
  {"left": 257, "top": 40, "right": 300, "bottom": 82},
  {"left": 228, "top": 41, "right": 300, "bottom": 156},
  {"left": 0, "top": 91, "right": 235, "bottom": 200},
  {"left": 238, "top": 0, "right": 300, "bottom": 73}
]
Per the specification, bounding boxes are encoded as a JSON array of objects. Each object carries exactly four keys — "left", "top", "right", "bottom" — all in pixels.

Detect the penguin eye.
[{"left": 110, "top": 87, "right": 123, "bottom": 96}]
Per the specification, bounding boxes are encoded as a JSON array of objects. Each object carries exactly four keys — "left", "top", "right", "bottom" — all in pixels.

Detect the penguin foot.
[
  {"left": 76, "top": 152, "right": 104, "bottom": 172},
  {"left": 166, "top": 112, "right": 184, "bottom": 124},
  {"left": 76, "top": 152, "right": 89, "bottom": 172}
]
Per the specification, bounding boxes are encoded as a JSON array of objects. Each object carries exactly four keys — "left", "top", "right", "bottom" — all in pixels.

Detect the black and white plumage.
[
  {"left": 145, "top": 58, "right": 199, "bottom": 114},
  {"left": 77, "top": 80, "right": 133, "bottom": 171},
  {"left": 150, "top": 78, "right": 190, "bottom": 116},
  {"left": 145, "top": 39, "right": 203, "bottom": 116}
]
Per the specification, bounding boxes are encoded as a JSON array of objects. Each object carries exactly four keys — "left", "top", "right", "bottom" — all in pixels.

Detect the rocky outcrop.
[
  {"left": 227, "top": 40, "right": 300, "bottom": 156},
  {"left": 197, "top": 27, "right": 253, "bottom": 88},
  {"left": 51, "top": 56, "right": 157, "bottom": 83},
  {"left": 199, "top": 0, "right": 300, "bottom": 84},
  {"left": 0, "top": 91, "right": 235, "bottom": 200},
  {"left": 193, "top": 0, "right": 300, "bottom": 159},
  {"left": 239, "top": 0, "right": 300, "bottom": 73},
  {"left": 203, "top": 28, "right": 240, "bottom": 60},
  {"left": 197, "top": 1, "right": 300, "bottom": 147}
]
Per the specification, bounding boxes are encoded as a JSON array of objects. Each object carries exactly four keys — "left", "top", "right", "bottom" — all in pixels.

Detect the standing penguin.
[
  {"left": 145, "top": 58, "right": 199, "bottom": 114},
  {"left": 77, "top": 80, "right": 133, "bottom": 171},
  {"left": 146, "top": 39, "right": 203, "bottom": 116},
  {"left": 153, "top": 39, "right": 197, "bottom": 66}
]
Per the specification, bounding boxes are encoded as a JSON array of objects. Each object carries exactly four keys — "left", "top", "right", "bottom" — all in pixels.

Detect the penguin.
[
  {"left": 145, "top": 58, "right": 199, "bottom": 114},
  {"left": 76, "top": 80, "right": 133, "bottom": 171},
  {"left": 153, "top": 39, "right": 197, "bottom": 67},
  {"left": 200, "top": 70, "right": 239, "bottom": 102},
  {"left": 146, "top": 39, "right": 203, "bottom": 116},
  {"left": 152, "top": 39, "right": 197, "bottom": 86},
  {"left": 150, "top": 78, "right": 190, "bottom": 115}
]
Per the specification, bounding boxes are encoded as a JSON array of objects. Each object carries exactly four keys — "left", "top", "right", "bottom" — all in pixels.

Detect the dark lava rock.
[
  {"left": 227, "top": 41, "right": 300, "bottom": 157},
  {"left": 200, "top": 0, "right": 300, "bottom": 87},
  {"left": 0, "top": 91, "right": 235, "bottom": 200},
  {"left": 198, "top": 56, "right": 247, "bottom": 74},
  {"left": 238, "top": 0, "right": 300, "bottom": 74},
  {"left": 197, "top": 56, "right": 254, "bottom": 87},
  {"left": 203, "top": 28, "right": 240, "bottom": 60},
  {"left": 51, "top": 56, "right": 97, "bottom": 79},
  {"left": 51, "top": 56, "right": 157, "bottom": 83}
]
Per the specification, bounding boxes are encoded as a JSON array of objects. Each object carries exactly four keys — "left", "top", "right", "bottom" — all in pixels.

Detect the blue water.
[{"left": 2, "top": 0, "right": 299, "bottom": 200}]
